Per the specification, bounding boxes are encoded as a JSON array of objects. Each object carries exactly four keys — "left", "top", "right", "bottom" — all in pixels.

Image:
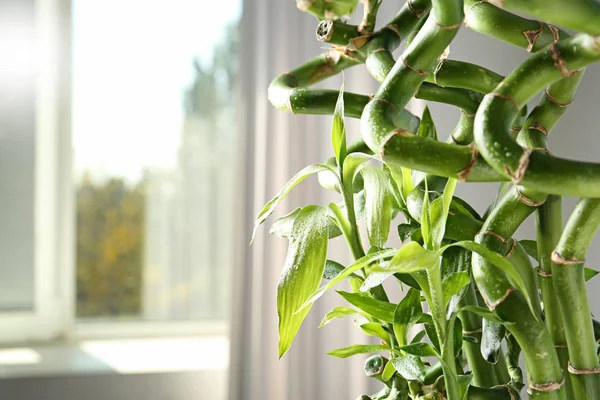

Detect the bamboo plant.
[{"left": 252, "top": 0, "right": 600, "bottom": 398}]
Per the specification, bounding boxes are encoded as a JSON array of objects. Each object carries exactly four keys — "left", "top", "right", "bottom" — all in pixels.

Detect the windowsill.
[{"left": 0, "top": 336, "right": 228, "bottom": 379}]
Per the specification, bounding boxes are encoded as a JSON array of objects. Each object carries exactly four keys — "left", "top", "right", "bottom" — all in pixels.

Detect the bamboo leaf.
[
  {"left": 360, "top": 322, "right": 390, "bottom": 342},
  {"left": 370, "top": 242, "right": 439, "bottom": 274},
  {"left": 392, "top": 353, "right": 427, "bottom": 381},
  {"left": 361, "top": 166, "right": 394, "bottom": 248},
  {"left": 410, "top": 330, "right": 427, "bottom": 344},
  {"left": 393, "top": 288, "right": 422, "bottom": 345},
  {"left": 297, "top": 248, "right": 397, "bottom": 312},
  {"left": 323, "top": 259, "right": 359, "bottom": 280},
  {"left": 382, "top": 359, "right": 397, "bottom": 381},
  {"left": 460, "top": 305, "right": 513, "bottom": 325},
  {"left": 271, "top": 207, "right": 342, "bottom": 239},
  {"left": 430, "top": 178, "right": 458, "bottom": 249},
  {"left": 421, "top": 182, "right": 432, "bottom": 248},
  {"left": 443, "top": 241, "right": 537, "bottom": 316},
  {"left": 481, "top": 318, "right": 504, "bottom": 364},
  {"left": 519, "top": 240, "right": 538, "bottom": 261},
  {"left": 252, "top": 164, "right": 337, "bottom": 241},
  {"left": 382, "top": 163, "right": 405, "bottom": 210},
  {"left": 397, "top": 223, "right": 420, "bottom": 243},
  {"left": 397, "top": 342, "right": 439, "bottom": 358},
  {"left": 425, "top": 323, "right": 441, "bottom": 354},
  {"left": 417, "top": 106, "right": 438, "bottom": 140},
  {"left": 327, "top": 344, "right": 388, "bottom": 359},
  {"left": 585, "top": 267, "right": 599, "bottom": 282},
  {"left": 337, "top": 291, "right": 396, "bottom": 323},
  {"left": 342, "top": 152, "right": 373, "bottom": 191},
  {"left": 442, "top": 271, "right": 470, "bottom": 308},
  {"left": 360, "top": 269, "right": 394, "bottom": 292},
  {"left": 319, "top": 306, "right": 358, "bottom": 328},
  {"left": 277, "top": 206, "right": 329, "bottom": 358},
  {"left": 331, "top": 83, "right": 347, "bottom": 167},
  {"left": 394, "top": 288, "right": 423, "bottom": 327},
  {"left": 412, "top": 107, "right": 437, "bottom": 186}
]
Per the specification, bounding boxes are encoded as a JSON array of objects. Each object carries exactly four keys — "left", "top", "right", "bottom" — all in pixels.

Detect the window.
[
  {"left": 0, "top": 0, "right": 241, "bottom": 380},
  {"left": 72, "top": 0, "right": 240, "bottom": 325}
]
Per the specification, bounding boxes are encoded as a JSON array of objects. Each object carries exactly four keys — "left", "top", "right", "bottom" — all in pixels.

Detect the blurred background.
[{"left": 0, "top": 0, "right": 599, "bottom": 399}]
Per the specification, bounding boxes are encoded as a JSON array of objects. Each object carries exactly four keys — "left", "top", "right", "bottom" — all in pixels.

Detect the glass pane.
[
  {"left": 73, "top": 0, "right": 240, "bottom": 321},
  {"left": 0, "top": 0, "right": 36, "bottom": 312}
]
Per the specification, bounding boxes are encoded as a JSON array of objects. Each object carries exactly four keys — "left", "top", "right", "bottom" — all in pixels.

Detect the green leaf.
[
  {"left": 417, "top": 313, "right": 433, "bottom": 324},
  {"left": 393, "top": 288, "right": 422, "bottom": 345},
  {"left": 425, "top": 323, "right": 441, "bottom": 354},
  {"left": 277, "top": 206, "right": 330, "bottom": 358},
  {"left": 585, "top": 267, "right": 599, "bottom": 282},
  {"left": 481, "top": 318, "right": 504, "bottom": 363},
  {"left": 331, "top": 83, "right": 347, "bottom": 167},
  {"left": 337, "top": 291, "right": 396, "bottom": 323},
  {"left": 519, "top": 240, "right": 538, "bottom": 261},
  {"left": 382, "top": 163, "right": 405, "bottom": 210},
  {"left": 392, "top": 354, "right": 426, "bottom": 381},
  {"left": 360, "top": 322, "right": 390, "bottom": 342},
  {"left": 370, "top": 242, "right": 439, "bottom": 274},
  {"left": 430, "top": 178, "right": 457, "bottom": 249},
  {"left": 421, "top": 182, "right": 432, "bottom": 248},
  {"left": 398, "top": 342, "right": 439, "bottom": 358},
  {"left": 444, "top": 241, "right": 537, "bottom": 316},
  {"left": 361, "top": 166, "right": 394, "bottom": 248},
  {"left": 342, "top": 152, "right": 372, "bottom": 191},
  {"left": 401, "top": 167, "right": 414, "bottom": 202},
  {"left": 252, "top": 164, "right": 337, "bottom": 241},
  {"left": 319, "top": 306, "right": 358, "bottom": 328},
  {"left": 271, "top": 207, "right": 342, "bottom": 239},
  {"left": 410, "top": 330, "right": 427, "bottom": 344},
  {"left": 323, "top": 259, "right": 357, "bottom": 280},
  {"left": 460, "top": 305, "right": 513, "bottom": 325},
  {"left": 397, "top": 223, "right": 420, "bottom": 243},
  {"left": 394, "top": 288, "right": 423, "bottom": 327},
  {"left": 442, "top": 271, "right": 470, "bottom": 308},
  {"left": 360, "top": 270, "right": 394, "bottom": 292},
  {"left": 418, "top": 106, "right": 437, "bottom": 140},
  {"left": 297, "top": 248, "right": 398, "bottom": 312},
  {"left": 327, "top": 344, "right": 388, "bottom": 359},
  {"left": 382, "top": 359, "right": 397, "bottom": 381},
  {"left": 452, "top": 317, "right": 463, "bottom": 358}
]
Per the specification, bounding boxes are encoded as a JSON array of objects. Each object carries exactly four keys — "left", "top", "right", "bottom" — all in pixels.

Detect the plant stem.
[
  {"left": 472, "top": 187, "right": 565, "bottom": 399},
  {"left": 459, "top": 281, "right": 500, "bottom": 388},
  {"left": 473, "top": 34, "right": 600, "bottom": 197},
  {"left": 500, "top": 0, "right": 600, "bottom": 35},
  {"left": 553, "top": 198, "right": 600, "bottom": 398},
  {"left": 536, "top": 196, "right": 575, "bottom": 399}
]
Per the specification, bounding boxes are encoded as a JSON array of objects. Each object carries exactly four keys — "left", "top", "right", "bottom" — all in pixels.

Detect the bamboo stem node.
[
  {"left": 516, "top": 186, "right": 546, "bottom": 207},
  {"left": 551, "top": 250, "right": 585, "bottom": 266},
  {"left": 544, "top": 88, "right": 574, "bottom": 107},
  {"left": 528, "top": 375, "right": 565, "bottom": 392},
  {"left": 401, "top": 56, "right": 429, "bottom": 76},
  {"left": 568, "top": 361, "right": 600, "bottom": 375},
  {"left": 458, "top": 144, "right": 479, "bottom": 182}
]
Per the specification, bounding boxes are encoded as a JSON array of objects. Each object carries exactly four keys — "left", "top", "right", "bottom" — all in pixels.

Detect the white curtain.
[{"left": 227, "top": 1, "right": 402, "bottom": 399}]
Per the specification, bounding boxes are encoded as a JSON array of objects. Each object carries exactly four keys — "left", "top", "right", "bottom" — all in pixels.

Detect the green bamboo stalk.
[
  {"left": 459, "top": 280, "right": 501, "bottom": 388},
  {"left": 464, "top": 0, "right": 569, "bottom": 52},
  {"left": 473, "top": 34, "right": 600, "bottom": 197},
  {"left": 498, "top": 0, "right": 600, "bottom": 35},
  {"left": 315, "top": 20, "right": 361, "bottom": 46},
  {"left": 472, "top": 188, "right": 565, "bottom": 399},
  {"left": 536, "top": 196, "right": 575, "bottom": 400},
  {"left": 553, "top": 198, "right": 600, "bottom": 398}
]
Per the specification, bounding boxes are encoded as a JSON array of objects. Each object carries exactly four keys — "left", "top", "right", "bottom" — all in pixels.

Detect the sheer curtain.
[{"left": 228, "top": 1, "right": 392, "bottom": 399}]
